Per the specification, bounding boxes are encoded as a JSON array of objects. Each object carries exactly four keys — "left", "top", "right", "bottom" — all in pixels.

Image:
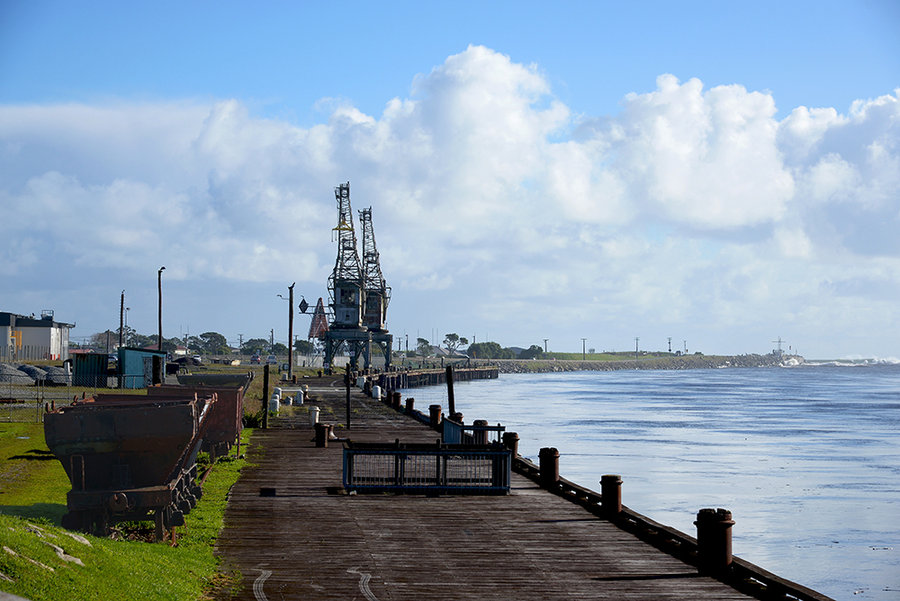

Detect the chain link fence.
[{"left": 1, "top": 366, "right": 146, "bottom": 423}]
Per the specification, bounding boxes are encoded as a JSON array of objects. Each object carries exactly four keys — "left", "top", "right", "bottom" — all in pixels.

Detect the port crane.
[{"left": 321, "top": 182, "right": 392, "bottom": 372}]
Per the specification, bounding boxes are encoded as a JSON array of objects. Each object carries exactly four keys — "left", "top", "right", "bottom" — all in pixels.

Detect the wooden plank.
[{"left": 213, "top": 377, "right": 758, "bottom": 600}]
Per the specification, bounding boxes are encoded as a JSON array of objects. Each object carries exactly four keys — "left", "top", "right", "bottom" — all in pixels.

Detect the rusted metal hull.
[
  {"left": 148, "top": 379, "right": 245, "bottom": 460},
  {"left": 44, "top": 393, "right": 211, "bottom": 538}
]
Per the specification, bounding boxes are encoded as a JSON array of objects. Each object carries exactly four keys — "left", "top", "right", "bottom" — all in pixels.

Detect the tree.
[
  {"left": 467, "top": 341, "right": 515, "bottom": 359},
  {"left": 198, "top": 331, "right": 229, "bottom": 355},
  {"left": 272, "top": 342, "right": 289, "bottom": 355},
  {"left": 126, "top": 332, "right": 150, "bottom": 348},
  {"left": 242, "top": 338, "right": 269, "bottom": 355},
  {"left": 416, "top": 337, "right": 433, "bottom": 356},
  {"left": 185, "top": 335, "right": 204, "bottom": 353},
  {"left": 89, "top": 330, "right": 118, "bottom": 351},
  {"left": 443, "top": 333, "right": 469, "bottom": 356},
  {"left": 519, "top": 344, "right": 544, "bottom": 360},
  {"left": 294, "top": 339, "right": 315, "bottom": 355}
]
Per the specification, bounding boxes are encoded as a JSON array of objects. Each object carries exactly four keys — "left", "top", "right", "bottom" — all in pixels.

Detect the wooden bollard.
[
  {"left": 502, "top": 431, "right": 519, "bottom": 456},
  {"left": 314, "top": 423, "right": 330, "bottom": 448},
  {"left": 695, "top": 508, "right": 735, "bottom": 574},
  {"left": 473, "top": 419, "right": 489, "bottom": 445},
  {"left": 538, "top": 447, "right": 560, "bottom": 489},
  {"left": 600, "top": 474, "right": 622, "bottom": 516},
  {"left": 391, "top": 391, "right": 402, "bottom": 410},
  {"left": 450, "top": 411, "right": 464, "bottom": 423},
  {"left": 405, "top": 397, "right": 415, "bottom": 413},
  {"left": 429, "top": 404, "right": 442, "bottom": 429}
]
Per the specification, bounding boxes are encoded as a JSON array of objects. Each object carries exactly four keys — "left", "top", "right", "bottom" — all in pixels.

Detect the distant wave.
[{"left": 804, "top": 357, "right": 900, "bottom": 367}]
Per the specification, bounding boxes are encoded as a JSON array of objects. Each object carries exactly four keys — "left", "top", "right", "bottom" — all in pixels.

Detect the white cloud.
[{"left": 0, "top": 47, "right": 898, "bottom": 357}]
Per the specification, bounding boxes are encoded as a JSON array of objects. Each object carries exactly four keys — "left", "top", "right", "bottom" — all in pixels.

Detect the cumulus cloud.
[{"left": 1, "top": 46, "right": 898, "bottom": 356}]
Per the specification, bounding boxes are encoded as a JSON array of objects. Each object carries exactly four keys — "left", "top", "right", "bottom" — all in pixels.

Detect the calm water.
[{"left": 400, "top": 364, "right": 900, "bottom": 601}]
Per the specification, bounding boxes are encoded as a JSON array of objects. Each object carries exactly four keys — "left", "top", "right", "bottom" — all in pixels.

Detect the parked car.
[
  {"left": 192, "top": 355, "right": 202, "bottom": 364},
  {"left": 250, "top": 353, "right": 261, "bottom": 364},
  {"left": 266, "top": 354, "right": 277, "bottom": 365}
]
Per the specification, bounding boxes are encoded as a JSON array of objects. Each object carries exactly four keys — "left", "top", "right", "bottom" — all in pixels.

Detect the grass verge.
[{"left": 0, "top": 424, "right": 253, "bottom": 601}]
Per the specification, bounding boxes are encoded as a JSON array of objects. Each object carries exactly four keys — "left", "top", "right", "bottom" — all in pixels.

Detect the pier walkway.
[{"left": 214, "top": 376, "right": 757, "bottom": 600}]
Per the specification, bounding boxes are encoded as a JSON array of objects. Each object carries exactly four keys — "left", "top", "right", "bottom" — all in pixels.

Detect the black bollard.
[
  {"left": 538, "top": 447, "right": 560, "bottom": 489},
  {"left": 502, "top": 431, "right": 520, "bottom": 456},
  {"left": 315, "top": 423, "right": 330, "bottom": 448},
  {"left": 429, "top": 404, "right": 442, "bottom": 429},
  {"left": 695, "top": 508, "right": 735, "bottom": 575},
  {"left": 600, "top": 474, "right": 622, "bottom": 516},
  {"left": 473, "top": 419, "right": 489, "bottom": 445}
]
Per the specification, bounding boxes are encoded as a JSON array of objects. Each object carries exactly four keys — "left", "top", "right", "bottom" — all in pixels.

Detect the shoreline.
[{"left": 473, "top": 353, "right": 797, "bottom": 374}]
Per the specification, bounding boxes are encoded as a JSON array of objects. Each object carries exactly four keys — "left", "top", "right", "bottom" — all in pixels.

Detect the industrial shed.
[{"left": 0, "top": 310, "right": 74, "bottom": 361}]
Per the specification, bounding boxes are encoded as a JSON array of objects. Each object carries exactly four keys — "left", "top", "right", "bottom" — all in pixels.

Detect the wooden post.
[
  {"left": 262, "top": 364, "right": 269, "bottom": 429},
  {"left": 446, "top": 365, "right": 455, "bottom": 416}
]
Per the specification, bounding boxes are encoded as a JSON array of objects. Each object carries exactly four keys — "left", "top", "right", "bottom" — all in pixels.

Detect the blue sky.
[{"left": 1, "top": 1, "right": 899, "bottom": 358}]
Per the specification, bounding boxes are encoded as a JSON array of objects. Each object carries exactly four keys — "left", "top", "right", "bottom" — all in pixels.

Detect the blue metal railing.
[
  {"left": 442, "top": 419, "right": 505, "bottom": 445},
  {"left": 343, "top": 441, "right": 511, "bottom": 494}
]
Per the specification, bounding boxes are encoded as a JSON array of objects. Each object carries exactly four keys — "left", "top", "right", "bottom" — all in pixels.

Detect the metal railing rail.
[
  {"left": 442, "top": 419, "right": 505, "bottom": 445},
  {"left": 343, "top": 441, "right": 511, "bottom": 494}
]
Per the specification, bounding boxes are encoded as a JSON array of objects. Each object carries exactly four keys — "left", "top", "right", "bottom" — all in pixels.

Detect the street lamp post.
[
  {"left": 277, "top": 283, "right": 296, "bottom": 380},
  {"left": 157, "top": 267, "right": 165, "bottom": 351}
]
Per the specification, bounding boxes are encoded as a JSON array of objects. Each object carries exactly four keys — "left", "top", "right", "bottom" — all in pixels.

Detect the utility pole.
[
  {"left": 157, "top": 266, "right": 165, "bottom": 351},
  {"left": 581, "top": 338, "right": 587, "bottom": 360},
  {"left": 119, "top": 290, "right": 125, "bottom": 350},
  {"left": 635, "top": 337, "right": 639, "bottom": 360}
]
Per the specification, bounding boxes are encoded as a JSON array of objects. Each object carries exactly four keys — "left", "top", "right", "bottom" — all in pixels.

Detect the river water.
[{"left": 400, "top": 364, "right": 900, "bottom": 601}]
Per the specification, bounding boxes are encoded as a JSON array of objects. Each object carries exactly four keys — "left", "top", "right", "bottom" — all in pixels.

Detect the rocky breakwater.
[{"left": 493, "top": 353, "right": 796, "bottom": 374}]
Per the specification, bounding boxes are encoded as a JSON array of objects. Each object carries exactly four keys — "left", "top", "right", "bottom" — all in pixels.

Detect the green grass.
[{"left": 0, "top": 423, "right": 253, "bottom": 600}]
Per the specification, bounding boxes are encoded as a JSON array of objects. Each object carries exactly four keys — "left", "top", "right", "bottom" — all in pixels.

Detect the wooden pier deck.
[{"left": 214, "top": 377, "right": 759, "bottom": 601}]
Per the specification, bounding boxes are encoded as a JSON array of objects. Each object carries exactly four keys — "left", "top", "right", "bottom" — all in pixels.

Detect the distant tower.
[
  {"left": 667, "top": 337, "right": 672, "bottom": 353},
  {"left": 359, "top": 207, "right": 391, "bottom": 332}
]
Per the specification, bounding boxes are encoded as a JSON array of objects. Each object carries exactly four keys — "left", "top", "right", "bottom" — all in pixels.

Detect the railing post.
[
  {"left": 600, "top": 474, "right": 622, "bottom": 516},
  {"left": 538, "top": 447, "right": 560, "bottom": 489},
  {"left": 695, "top": 508, "right": 735, "bottom": 575}
]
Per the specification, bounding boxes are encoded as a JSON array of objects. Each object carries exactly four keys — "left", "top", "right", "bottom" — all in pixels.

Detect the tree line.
[
  {"left": 75, "top": 329, "right": 317, "bottom": 357},
  {"left": 412, "top": 333, "right": 544, "bottom": 360}
]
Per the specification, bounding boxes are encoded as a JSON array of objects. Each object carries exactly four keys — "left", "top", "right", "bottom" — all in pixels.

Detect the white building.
[{"left": 1, "top": 310, "right": 74, "bottom": 361}]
